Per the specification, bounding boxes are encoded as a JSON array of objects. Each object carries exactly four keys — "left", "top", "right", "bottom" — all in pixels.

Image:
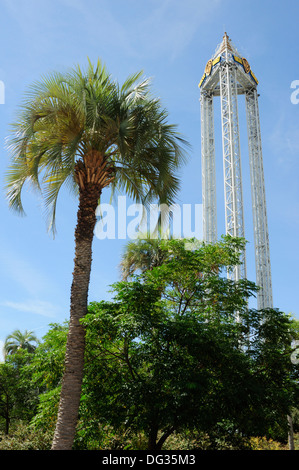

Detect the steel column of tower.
[
  {"left": 219, "top": 56, "right": 246, "bottom": 281},
  {"left": 245, "top": 88, "right": 273, "bottom": 309},
  {"left": 200, "top": 91, "right": 217, "bottom": 244},
  {"left": 199, "top": 33, "right": 273, "bottom": 309}
]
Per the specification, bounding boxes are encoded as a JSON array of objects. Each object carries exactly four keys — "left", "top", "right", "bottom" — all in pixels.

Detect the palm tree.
[
  {"left": 5, "top": 60, "right": 189, "bottom": 450},
  {"left": 3, "top": 329, "right": 39, "bottom": 359},
  {"left": 120, "top": 235, "right": 171, "bottom": 280}
]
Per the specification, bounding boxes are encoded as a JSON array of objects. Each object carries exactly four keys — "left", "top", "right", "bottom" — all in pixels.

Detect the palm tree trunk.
[
  {"left": 288, "top": 415, "right": 295, "bottom": 450},
  {"left": 51, "top": 183, "right": 100, "bottom": 450}
]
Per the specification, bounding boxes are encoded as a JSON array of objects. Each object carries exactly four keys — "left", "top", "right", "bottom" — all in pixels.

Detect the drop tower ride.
[{"left": 199, "top": 33, "right": 273, "bottom": 309}]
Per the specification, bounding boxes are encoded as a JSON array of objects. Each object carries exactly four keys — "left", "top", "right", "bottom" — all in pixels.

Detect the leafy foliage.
[
  {"left": 0, "top": 421, "right": 52, "bottom": 450},
  {"left": 79, "top": 237, "right": 298, "bottom": 449},
  {"left": 1, "top": 237, "right": 298, "bottom": 450},
  {"left": 0, "top": 350, "right": 39, "bottom": 434}
]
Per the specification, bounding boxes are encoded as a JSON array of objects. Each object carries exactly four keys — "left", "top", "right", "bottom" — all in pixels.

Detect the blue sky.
[{"left": 0, "top": 0, "right": 298, "bottom": 359}]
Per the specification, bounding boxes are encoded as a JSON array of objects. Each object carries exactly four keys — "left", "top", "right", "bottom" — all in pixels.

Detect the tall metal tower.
[{"left": 199, "top": 33, "right": 273, "bottom": 310}]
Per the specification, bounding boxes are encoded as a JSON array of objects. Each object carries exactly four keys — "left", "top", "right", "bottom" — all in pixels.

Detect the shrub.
[
  {"left": 0, "top": 421, "right": 52, "bottom": 450},
  {"left": 249, "top": 436, "right": 286, "bottom": 450}
]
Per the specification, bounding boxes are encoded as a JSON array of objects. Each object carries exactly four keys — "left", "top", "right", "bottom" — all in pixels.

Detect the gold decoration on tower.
[
  {"left": 205, "top": 60, "right": 213, "bottom": 76},
  {"left": 242, "top": 57, "right": 251, "bottom": 73}
]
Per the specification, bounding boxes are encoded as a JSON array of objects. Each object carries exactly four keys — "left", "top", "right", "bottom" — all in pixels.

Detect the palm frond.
[{"left": 5, "top": 58, "right": 190, "bottom": 234}]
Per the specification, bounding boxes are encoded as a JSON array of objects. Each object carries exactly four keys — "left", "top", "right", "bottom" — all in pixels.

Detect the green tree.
[
  {"left": 29, "top": 323, "right": 68, "bottom": 391},
  {"left": 25, "top": 238, "right": 298, "bottom": 449},
  {"left": 3, "top": 329, "right": 39, "bottom": 359},
  {"left": 5, "top": 60, "right": 189, "bottom": 449},
  {"left": 0, "top": 350, "right": 39, "bottom": 434},
  {"left": 29, "top": 323, "right": 68, "bottom": 435},
  {"left": 80, "top": 237, "right": 299, "bottom": 449},
  {"left": 120, "top": 235, "right": 171, "bottom": 280}
]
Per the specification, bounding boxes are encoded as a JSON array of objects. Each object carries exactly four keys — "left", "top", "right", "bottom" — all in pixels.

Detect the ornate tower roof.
[
  {"left": 213, "top": 32, "right": 240, "bottom": 58},
  {"left": 199, "top": 33, "right": 258, "bottom": 93}
]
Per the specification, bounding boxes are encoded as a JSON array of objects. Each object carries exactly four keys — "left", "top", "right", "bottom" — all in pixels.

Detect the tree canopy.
[
  {"left": 1, "top": 237, "right": 298, "bottom": 450},
  {"left": 80, "top": 237, "right": 299, "bottom": 449}
]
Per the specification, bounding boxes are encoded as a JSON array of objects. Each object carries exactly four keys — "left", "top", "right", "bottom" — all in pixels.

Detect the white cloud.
[
  {"left": 0, "top": 244, "right": 55, "bottom": 297},
  {"left": 58, "top": 0, "right": 137, "bottom": 58},
  {"left": 135, "top": 0, "right": 221, "bottom": 60},
  {"left": 268, "top": 112, "right": 299, "bottom": 170},
  {"left": 3, "top": 0, "right": 57, "bottom": 35},
  {"left": 2, "top": 0, "right": 222, "bottom": 72},
  {"left": 58, "top": 0, "right": 221, "bottom": 61},
  {"left": 1, "top": 299, "right": 59, "bottom": 318}
]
